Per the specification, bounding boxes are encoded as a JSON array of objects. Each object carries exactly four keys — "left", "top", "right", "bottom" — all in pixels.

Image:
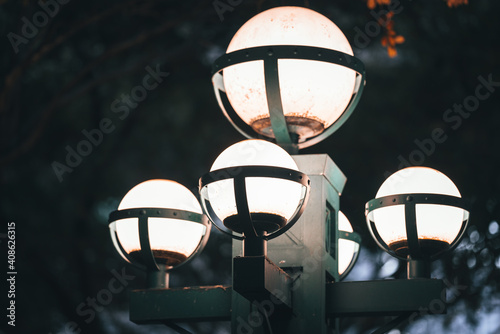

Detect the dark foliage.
[{"left": 0, "top": 0, "right": 499, "bottom": 333}]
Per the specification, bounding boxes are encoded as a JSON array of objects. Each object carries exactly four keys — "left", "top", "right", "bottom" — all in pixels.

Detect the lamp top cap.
[
  {"left": 118, "top": 179, "right": 202, "bottom": 214},
  {"left": 227, "top": 6, "right": 353, "bottom": 56},
  {"left": 210, "top": 139, "right": 298, "bottom": 171},
  {"left": 376, "top": 167, "right": 461, "bottom": 199}
]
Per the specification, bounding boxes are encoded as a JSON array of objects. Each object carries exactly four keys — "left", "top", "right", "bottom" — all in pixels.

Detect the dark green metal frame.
[
  {"left": 326, "top": 278, "right": 446, "bottom": 316},
  {"left": 129, "top": 278, "right": 447, "bottom": 332},
  {"left": 211, "top": 45, "right": 366, "bottom": 152},
  {"left": 199, "top": 165, "right": 310, "bottom": 243},
  {"left": 233, "top": 256, "right": 292, "bottom": 309},
  {"left": 122, "top": 160, "right": 462, "bottom": 334},
  {"left": 365, "top": 193, "right": 470, "bottom": 262},
  {"left": 130, "top": 286, "right": 232, "bottom": 324},
  {"left": 108, "top": 207, "right": 210, "bottom": 273}
]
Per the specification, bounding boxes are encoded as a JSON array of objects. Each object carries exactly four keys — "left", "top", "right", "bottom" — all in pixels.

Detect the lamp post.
[{"left": 107, "top": 6, "right": 470, "bottom": 334}]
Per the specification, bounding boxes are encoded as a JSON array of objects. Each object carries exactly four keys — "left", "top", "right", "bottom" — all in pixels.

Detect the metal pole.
[
  {"left": 147, "top": 264, "right": 169, "bottom": 288},
  {"left": 243, "top": 236, "right": 267, "bottom": 257},
  {"left": 407, "top": 259, "right": 431, "bottom": 279}
]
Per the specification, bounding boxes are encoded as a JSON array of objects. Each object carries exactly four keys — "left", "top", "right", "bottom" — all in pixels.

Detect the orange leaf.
[
  {"left": 446, "top": 0, "right": 469, "bottom": 7},
  {"left": 394, "top": 35, "right": 405, "bottom": 44},
  {"left": 388, "top": 46, "right": 398, "bottom": 58}
]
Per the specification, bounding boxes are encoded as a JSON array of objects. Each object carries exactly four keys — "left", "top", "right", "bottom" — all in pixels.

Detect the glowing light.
[
  {"left": 370, "top": 167, "right": 466, "bottom": 249},
  {"left": 203, "top": 139, "right": 304, "bottom": 233},
  {"left": 338, "top": 211, "right": 357, "bottom": 276},
  {"left": 111, "top": 180, "right": 206, "bottom": 267},
  {"left": 223, "top": 6, "right": 356, "bottom": 140}
]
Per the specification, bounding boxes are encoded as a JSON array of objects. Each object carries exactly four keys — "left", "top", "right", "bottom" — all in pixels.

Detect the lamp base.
[
  {"left": 223, "top": 213, "right": 286, "bottom": 234},
  {"left": 388, "top": 239, "right": 449, "bottom": 259},
  {"left": 407, "top": 259, "right": 431, "bottom": 279},
  {"left": 129, "top": 249, "right": 187, "bottom": 267},
  {"left": 251, "top": 115, "right": 324, "bottom": 140},
  {"left": 147, "top": 265, "right": 169, "bottom": 288}
]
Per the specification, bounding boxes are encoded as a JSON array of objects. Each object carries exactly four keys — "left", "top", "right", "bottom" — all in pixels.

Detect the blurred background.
[{"left": 0, "top": 0, "right": 499, "bottom": 333}]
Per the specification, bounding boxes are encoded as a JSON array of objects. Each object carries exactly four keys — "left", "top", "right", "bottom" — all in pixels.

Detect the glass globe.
[
  {"left": 369, "top": 167, "right": 467, "bottom": 259},
  {"left": 202, "top": 139, "right": 305, "bottom": 234},
  {"left": 111, "top": 179, "right": 207, "bottom": 268},
  {"left": 338, "top": 211, "right": 358, "bottom": 276},
  {"left": 222, "top": 6, "right": 356, "bottom": 140}
]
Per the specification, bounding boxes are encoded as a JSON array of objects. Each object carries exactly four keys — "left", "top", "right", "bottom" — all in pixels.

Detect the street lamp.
[
  {"left": 365, "top": 167, "right": 470, "bottom": 278},
  {"left": 199, "top": 139, "right": 310, "bottom": 256},
  {"left": 108, "top": 6, "right": 471, "bottom": 334},
  {"left": 108, "top": 179, "right": 210, "bottom": 288},
  {"left": 212, "top": 6, "right": 365, "bottom": 151},
  {"left": 199, "top": 139, "right": 310, "bottom": 308}
]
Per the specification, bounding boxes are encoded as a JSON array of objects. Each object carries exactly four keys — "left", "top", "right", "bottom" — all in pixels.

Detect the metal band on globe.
[
  {"left": 199, "top": 165, "right": 310, "bottom": 240},
  {"left": 365, "top": 193, "right": 470, "bottom": 260},
  {"left": 109, "top": 208, "right": 210, "bottom": 271},
  {"left": 212, "top": 45, "right": 366, "bottom": 151}
]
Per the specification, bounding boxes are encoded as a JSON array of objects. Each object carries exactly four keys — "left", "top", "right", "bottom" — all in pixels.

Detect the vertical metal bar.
[
  {"left": 263, "top": 54, "right": 294, "bottom": 147},
  {"left": 147, "top": 265, "right": 169, "bottom": 288},
  {"left": 231, "top": 256, "right": 264, "bottom": 334},
  {"left": 243, "top": 237, "right": 267, "bottom": 257},
  {"left": 297, "top": 174, "right": 329, "bottom": 334},
  {"left": 234, "top": 176, "right": 257, "bottom": 238},
  {"left": 138, "top": 215, "right": 159, "bottom": 271},
  {"left": 404, "top": 202, "right": 422, "bottom": 259},
  {"left": 330, "top": 205, "right": 340, "bottom": 282},
  {"left": 407, "top": 259, "right": 431, "bottom": 279}
]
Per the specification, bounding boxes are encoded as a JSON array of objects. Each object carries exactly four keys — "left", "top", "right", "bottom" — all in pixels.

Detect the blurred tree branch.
[{"left": 0, "top": 0, "right": 209, "bottom": 167}]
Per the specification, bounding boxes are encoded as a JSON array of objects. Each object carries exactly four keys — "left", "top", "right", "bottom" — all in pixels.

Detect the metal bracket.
[
  {"left": 211, "top": 45, "right": 366, "bottom": 150},
  {"left": 326, "top": 278, "right": 446, "bottom": 317},
  {"left": 233, "top": 256, "right": 292, "bottom": 309},
  {"left": 130, "top": 286, "right": 232, "bottom": 324}
]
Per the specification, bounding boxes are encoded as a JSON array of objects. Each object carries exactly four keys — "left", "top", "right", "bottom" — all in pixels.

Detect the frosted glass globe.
[
  {"left": 338, "top": 211, "right": 357, "bottom": 276},
  {"left": 205, "top": 139, "right": 304, "bottom": 233},
  {"left": 371, "top": 167, "right": 465, "bottom": 257},
  {"left": 112, "top": 179, "right": 206, "bottom": 267},
  {"left": 223, "top": 6, "right": 356, "bottom": 140}
]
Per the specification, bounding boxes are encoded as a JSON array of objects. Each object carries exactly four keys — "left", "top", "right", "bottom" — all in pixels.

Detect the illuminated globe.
[
  {"left": 222, "top": 6, "right": 356, "bottom": 141},
  {"left": 338, "top": 211, "right": 358, "bottom": 276},
  {"left": 201, "top": 139, "right": 307, "bottom": 235},
  {"left": 110, "top": 179, "right": 208, "bottom": 268},
  {"left": 367, "top": 167, "right": 468, "bottom": 259}
]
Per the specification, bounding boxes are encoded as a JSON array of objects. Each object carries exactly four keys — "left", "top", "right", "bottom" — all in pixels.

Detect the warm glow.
[
  {"left": 338, "top": 211, "right": 357, "bottom": 276},
  {"left": 223, "top": 6, "right": 356, "bottom": 140},
  {"left": 370, "top": 167, "right": 465, "bottom": 247},
  {"left": 203, "top": 139, "right": 304, "bottom": 231},
  {"left": 112, "top": 180, "right": 206, "bottom": 266}
]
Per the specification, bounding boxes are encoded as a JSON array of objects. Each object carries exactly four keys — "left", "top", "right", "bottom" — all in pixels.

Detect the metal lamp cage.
[
  {"left": 212, "top": 45, "right": 366, "bottom": 151},
  {"left": 199, "top": 165, "right": 310, "bottom": 241},
  {"left": 108, "top": 208, "right": 210, "bottom": 271},
  {"left": 365, "top": 193, "right": 470, "bottom": 261}
]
